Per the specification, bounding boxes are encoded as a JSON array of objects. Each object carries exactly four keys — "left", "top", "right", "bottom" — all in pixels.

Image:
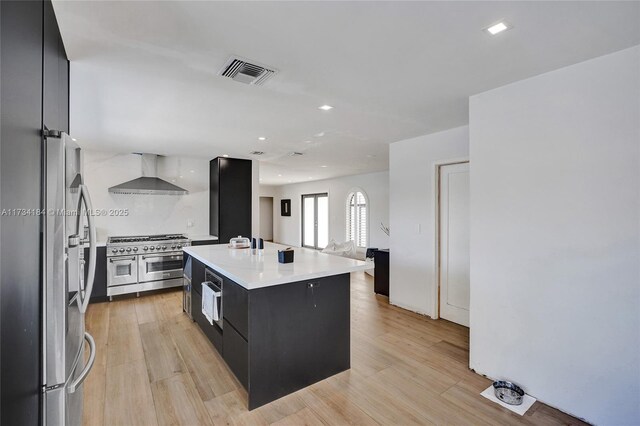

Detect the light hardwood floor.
[{"left": 84, "top": 272, "right": 586, "bottom": 426}]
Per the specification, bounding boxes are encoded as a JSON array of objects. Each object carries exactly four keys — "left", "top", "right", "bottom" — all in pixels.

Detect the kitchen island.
[{"left": 182, "top": 243, "right": 370, "bottom": 409}]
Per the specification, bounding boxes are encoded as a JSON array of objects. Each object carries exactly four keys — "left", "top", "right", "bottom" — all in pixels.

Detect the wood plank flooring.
[{"left": 84, "top": 272, "right": 586, "bottom": 425}]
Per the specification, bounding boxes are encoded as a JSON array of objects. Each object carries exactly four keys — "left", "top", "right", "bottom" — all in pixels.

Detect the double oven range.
[{"left": 106, "top": 234, "right": 190, "bottom": 299}]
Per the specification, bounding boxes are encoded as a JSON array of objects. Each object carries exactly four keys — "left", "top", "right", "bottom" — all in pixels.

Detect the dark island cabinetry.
[{"left": 187, "top": 256, "right": 351, "bottom": 410}]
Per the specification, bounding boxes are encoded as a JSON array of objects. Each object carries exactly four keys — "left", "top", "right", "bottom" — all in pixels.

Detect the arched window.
[{"left": 346, "top": 190, "right": 368, "bottom": 247}]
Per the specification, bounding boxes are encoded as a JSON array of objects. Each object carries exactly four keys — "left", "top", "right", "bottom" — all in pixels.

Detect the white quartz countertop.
[{"left": 183, "top": 243, "right": 371, "bottom": 290}]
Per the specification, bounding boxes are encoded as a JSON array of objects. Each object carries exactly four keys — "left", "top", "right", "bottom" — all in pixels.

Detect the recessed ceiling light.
[
  {"left": 485, "top": 21, "right": 511, "bottom": 35},
  {"left": 320, "top": 165, "right": 327, "bottom": 168},
  {"left": 314, "top": 132, "right": 325, "bottom": 138},
  {"left": 190, "top": 170, "right": 194, "bottom": 173},
  {"left": 278, "top": 174, "right": 282, "bottom": 177},
  {"left": 222, "top": 154, "right": 229, "bottom": 157},
  {"left": 179, "top": 175, "right": 183, "bottom": 178},
  {"left": 308, "top": 176, "right": 313, "bottom": 179},
  {"left": 318, "top": 105, "right": 333, "bottom": 111},
  {"left": 258, "top": 137, "right": 267, "bottom": 141},
  {"left": 72, "top": 138, "right": 77, "bottom": 141}
]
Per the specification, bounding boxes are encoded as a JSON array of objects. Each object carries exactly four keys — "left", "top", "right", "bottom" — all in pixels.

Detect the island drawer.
[
  {"left": 223, "top": 319, "right": 248, "bottom": 389},
  {"left": 223, "top": 277, "right": 248, "bottom": 339}
]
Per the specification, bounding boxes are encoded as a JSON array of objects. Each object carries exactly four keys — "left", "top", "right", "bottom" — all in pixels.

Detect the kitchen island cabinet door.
[
  {"left": 223, "top": 319, "right": 248, "bottom": 389},
  {"left": 247, "top": 273, "right": 350, "bottom": 409},
  {"left": 223, "top": 277, "right": 248, "bottom": 339}
]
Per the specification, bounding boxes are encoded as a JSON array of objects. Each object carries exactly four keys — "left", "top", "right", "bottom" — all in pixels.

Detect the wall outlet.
[{"left": 187, "top": 220, "right": 194, "bottom": 228}]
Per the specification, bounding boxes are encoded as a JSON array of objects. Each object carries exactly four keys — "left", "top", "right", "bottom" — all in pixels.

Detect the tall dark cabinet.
[
  {"left": 1, "top": 1, "right": 69, "bottom": 424},
  {"left": 209, "top": 157, "right": 252, "bottom": 243}
]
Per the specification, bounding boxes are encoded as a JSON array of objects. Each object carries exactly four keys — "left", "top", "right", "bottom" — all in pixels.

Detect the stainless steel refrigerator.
[{"left": 43, "top": 131, "right": 97, "bottom": 425}]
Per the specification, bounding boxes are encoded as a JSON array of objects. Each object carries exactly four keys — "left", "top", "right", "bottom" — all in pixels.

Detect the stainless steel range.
[{"left": 106, "top": 234, "right": 190, "bottom": 299}]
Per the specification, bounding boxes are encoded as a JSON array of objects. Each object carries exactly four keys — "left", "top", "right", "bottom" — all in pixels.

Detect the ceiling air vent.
[
  {"left": 219, "top": 56, "right": 277, "bottom": 86},
  {"left": 288, "top": 152, "right": 303, "bottom": 157},
  {"left": 250, "top": 151, "right": 265, "bottom": 156}
]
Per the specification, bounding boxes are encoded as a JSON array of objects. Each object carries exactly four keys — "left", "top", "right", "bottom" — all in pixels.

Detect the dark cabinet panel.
[
  {"left": 191, "top": 256, "right": 205, "bottom": 296},
  {"left": 209, "top": 157, "right": 252, "bottom": 244},
  {"left": 248, "top": 274, "right": 350, "bottom": 409},
  {"left": 191, "top": 239, "right": 219, "bottom": 246},
  {"left": 86, "top": 246, "right": 108, "bottom": 303},
  {"left": 223, "top": 277, "right": 248, "bottom": 340},
  {"left": 223, "top": 319, "right": 248, "bottom": 389},
  {"left": 43, "top": 0, "right": 69, "bottom": 133},
  {"left": 374, "top": 250, "right": 389, "bottom": 297},
  {"left": 209, "top": 159, "right": 220, "bottom": 238},
  {"left": 1, "top": 1, "right": 44, "bottom": 424}
]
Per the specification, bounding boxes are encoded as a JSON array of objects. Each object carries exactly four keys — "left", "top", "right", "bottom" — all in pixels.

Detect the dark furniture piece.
[
  {"left": 86, "top": 246, "right": 108, "bottom": 303},
  {"left": 209, "top": 157, "right": 252, "bottom": 244},
  {"left": 187, "top": 255, "right": 350, "bottom": 410},
  {"left": 1, "top": 1, "right": 68, "bottom": 423},
  {"left": 374, "top": 249, "right": 390, "bottom": 297}
]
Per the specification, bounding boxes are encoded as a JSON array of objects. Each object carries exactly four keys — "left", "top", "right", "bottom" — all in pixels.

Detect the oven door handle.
[
  {"left": 109, "top": 257, "right": 136, "bottom": 263},
  {"left": 141, "top": 255, "right": 182, "bottom": 261}
]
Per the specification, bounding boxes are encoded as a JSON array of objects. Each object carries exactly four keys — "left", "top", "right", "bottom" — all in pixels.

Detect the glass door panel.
[
  {"left": 303, "top": 196, "right": 316, "bottom": 248},
  {"left": 317, "top": 195, "right": 329, "bottom": 249},
  {"left": 302, "top": 193, "right": 328, "bottom": 250}
]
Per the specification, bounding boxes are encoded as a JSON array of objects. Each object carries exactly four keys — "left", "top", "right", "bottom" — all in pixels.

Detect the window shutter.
[{"left": 345, "top": 191, "right": 368, "bottom": 248}]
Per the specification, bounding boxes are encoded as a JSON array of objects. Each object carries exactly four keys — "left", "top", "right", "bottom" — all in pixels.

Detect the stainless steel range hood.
[{"left": 108, "top": 154, "right": 188, "bottom": 195}]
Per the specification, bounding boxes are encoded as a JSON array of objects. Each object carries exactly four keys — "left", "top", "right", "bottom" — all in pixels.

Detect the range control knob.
[
  {"left": 133, "top": 247, "right": 138, "bottom": 252},
  {"left": 126, "top": 247, "right": 132, "bottom": 252},
  {"left": 150, "top": 246, "right": 155, "bottom": 250},
  {"left": 177, "top": 244, "right": 182, "bottom": 249},
  {"left": 119, "top": 248, "right": 125, "bottom": 253},
  {"left": 112, "top": 249, "right": 118, "bottom": 254},
  {"left": 162, "top": 245, "right": 167, "bottom": 250},
  {"left": 143, "top": 246, "right": 148, "bottom": 251},
  {"left": 156, "top": 245, "right": 161, "bottom": 250},
  {"left": 171, "top": 245, "right": 176, "bottom": 249}
]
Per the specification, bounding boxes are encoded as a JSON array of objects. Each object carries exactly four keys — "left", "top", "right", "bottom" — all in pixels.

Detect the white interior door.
[{"left": 439, "top": 162, "right": 470, "bottom": 327}]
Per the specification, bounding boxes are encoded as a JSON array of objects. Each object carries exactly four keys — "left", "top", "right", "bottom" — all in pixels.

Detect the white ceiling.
[{"left": 53, "top": 1, "right": 640, "bottom": 185}]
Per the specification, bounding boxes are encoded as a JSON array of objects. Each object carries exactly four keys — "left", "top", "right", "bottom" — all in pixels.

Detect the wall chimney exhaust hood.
[{"left": 108, "top": 154, "right": 188, "bottom": 195}]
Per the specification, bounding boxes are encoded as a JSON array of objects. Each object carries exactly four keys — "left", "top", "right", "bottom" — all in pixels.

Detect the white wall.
[
  {"left": 83, "top": 151, "right": 210, "bottom": 242},
  {"left": 389, "top": 126, "right": 469, "bottom": 317},
  {"left": 265, "top": 171, "right": 389, "bottom": 249},
  {"left": 469, "top": 46, "right": 640, "bottom": 425}
]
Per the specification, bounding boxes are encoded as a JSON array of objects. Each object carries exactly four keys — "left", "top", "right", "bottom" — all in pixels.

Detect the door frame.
[
  {"left": 301, "top": 192, "right": 329, "bottom": 250},
  {"left": 433, "top": 158, "right": 469, "bottom": 320}
]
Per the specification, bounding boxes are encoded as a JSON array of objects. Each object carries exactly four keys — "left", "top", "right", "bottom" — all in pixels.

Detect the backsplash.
[{"left": 82, "top": 150, "right": 210, "bottom": 242}]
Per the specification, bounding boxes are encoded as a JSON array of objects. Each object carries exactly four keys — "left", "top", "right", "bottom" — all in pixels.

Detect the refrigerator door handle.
[
  {"left": 76, "top": 184, "right": 96, "bottom": 314},
  {"left": 67, "top": 332, "right": 96, "bottom": 394}
]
